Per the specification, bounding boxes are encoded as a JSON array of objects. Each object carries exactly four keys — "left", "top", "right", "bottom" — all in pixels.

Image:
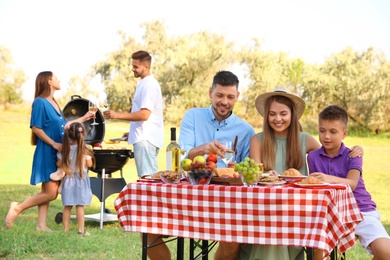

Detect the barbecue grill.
[{"left": 55, "top": 95, "right": 134, "bottom": 229}]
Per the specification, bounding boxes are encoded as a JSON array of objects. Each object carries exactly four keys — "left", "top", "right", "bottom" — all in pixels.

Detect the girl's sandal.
[{"left": 78, "top": 230, "right": 90, "bottom": 236}]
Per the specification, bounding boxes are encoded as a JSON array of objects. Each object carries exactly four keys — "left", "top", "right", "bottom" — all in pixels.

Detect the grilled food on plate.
[
  {"left": 259, "top": 175, "right": 284, "bottom": 182},
  {"left": 214, "top": 168, "right": 239, "bottom": 178},
  {"left": 297, "top": 176, "right": 324, "bottom": 184}
]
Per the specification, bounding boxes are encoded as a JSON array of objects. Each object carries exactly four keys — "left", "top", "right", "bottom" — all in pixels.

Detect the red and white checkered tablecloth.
[{"left": 114, "top": 182, "right": 363, "bottom": 257}]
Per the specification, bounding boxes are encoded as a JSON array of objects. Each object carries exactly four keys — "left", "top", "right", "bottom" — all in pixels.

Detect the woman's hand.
[
  {"left": 52, "top": 142, "right": 62, "bottom": 152},
  {"left": 349, "top": 145, "right": 364, "bottom": 158},
  {"left": 83, "top": 111, "right": 95, "bottom": 121},
  {"left": 65, "top": 112, "right": 94, "bottom": 129},
  {"left": 267, "top": 170, "right": 279, "bottom": 176}
]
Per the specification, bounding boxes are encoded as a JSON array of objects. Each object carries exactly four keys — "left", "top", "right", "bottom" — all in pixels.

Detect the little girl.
[{"left": 57, "top": 122, "right": 95, "bottom": 235}]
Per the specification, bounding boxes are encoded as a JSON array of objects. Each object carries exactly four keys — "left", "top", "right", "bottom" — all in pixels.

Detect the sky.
[{"left": 1, "top": 0, "right": 389, "bottom": 102}]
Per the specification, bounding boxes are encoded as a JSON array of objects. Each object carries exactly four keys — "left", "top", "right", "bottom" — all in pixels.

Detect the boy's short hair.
[{"left": 319, "top": 105, "right": 348, "bottom": 127}]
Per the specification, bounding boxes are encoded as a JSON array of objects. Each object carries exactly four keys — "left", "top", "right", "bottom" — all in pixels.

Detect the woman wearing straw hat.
[{"left": 240, "top": 86, "right": 363, "bottom": 260}]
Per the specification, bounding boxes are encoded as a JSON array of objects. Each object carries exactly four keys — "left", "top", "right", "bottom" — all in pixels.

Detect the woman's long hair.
[
  {"left": 61, "top": 122, "right": 95, "bottom": 177},
  {"left": 261, "top": 96, "right": 303, "bottom": 171},
  {"left": 30, "top": 71, "right": 61, "bottom": 145}
]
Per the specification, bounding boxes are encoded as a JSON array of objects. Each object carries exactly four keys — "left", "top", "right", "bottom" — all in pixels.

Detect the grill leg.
[{"left": 99, "top": 168, "right": 105, "bottom": 229}]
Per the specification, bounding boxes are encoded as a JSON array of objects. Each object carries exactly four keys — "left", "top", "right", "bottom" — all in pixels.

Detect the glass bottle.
[{"left": 166, "top": 127, "right": 181, "bottom": 172}]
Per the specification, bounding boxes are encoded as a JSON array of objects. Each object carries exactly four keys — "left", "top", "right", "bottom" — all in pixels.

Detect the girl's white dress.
[{"left": 59, "top": 145, "right": 92, "bottom": 206}]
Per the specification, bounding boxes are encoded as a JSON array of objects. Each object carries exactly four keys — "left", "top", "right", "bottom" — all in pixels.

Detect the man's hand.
[
  {"left": 203, "top": 140, "right": 227, "bottom": 158},
  {"left": 103, "top": 110, "right": 118, "bottom": 119},
  {"left": 122, "top": 132, "right": 129, "bottom": 141}
]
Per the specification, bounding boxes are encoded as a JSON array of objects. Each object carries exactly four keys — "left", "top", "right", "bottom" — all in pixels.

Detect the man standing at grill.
[{"left": 104, "top": 50, "right": 164, "bottom": 179}]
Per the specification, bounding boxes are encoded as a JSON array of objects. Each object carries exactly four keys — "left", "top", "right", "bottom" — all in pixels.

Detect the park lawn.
[{"left": 1, "top": 106, "right": 389, "bottom": 259}]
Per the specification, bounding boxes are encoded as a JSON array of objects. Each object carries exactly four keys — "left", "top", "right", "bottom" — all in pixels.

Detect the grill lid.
[{"left": 62, "top": 95, "right": 105, "bottom": 145}]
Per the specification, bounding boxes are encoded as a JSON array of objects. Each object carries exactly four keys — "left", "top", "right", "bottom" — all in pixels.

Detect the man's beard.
[{"left": 212, "top": 105, "right": 232, "bottom": 120}]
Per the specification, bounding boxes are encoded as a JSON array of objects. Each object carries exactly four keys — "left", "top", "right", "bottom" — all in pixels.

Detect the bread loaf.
[{"left": 281, "top": 168, "right": 302, "bottom": 176}]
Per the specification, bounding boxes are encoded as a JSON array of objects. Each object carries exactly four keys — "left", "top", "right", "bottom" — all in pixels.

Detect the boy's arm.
[{"left": 310, "top": 169, "right": 360, "bottom": 190}]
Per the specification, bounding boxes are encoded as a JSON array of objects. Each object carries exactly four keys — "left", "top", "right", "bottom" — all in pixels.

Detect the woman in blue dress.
[{"left": 5, "top": 71, "right": 93, "bottom": 231}]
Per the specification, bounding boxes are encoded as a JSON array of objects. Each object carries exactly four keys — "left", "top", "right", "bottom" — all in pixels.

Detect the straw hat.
[{"left": 255, "top": 86, "right": 306, "bottom": 119}]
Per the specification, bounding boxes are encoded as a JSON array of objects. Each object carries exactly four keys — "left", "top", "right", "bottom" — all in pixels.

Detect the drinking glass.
[
  {"left": 89, "top": 101, "right": 99, "bottom": 125},
  {"left": 99, "top": 98, "right": 109, "bottom": 123},
  {"left": 179, "top": 142, "right": 187, "bottom": 162},
  {"left": 222, "top": 141, "right": 234, "bottom": 167}
]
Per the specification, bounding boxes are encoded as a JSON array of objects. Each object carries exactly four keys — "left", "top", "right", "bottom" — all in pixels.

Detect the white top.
[{"left": 128, "top": 75, "right": 164, "bottom": 148}]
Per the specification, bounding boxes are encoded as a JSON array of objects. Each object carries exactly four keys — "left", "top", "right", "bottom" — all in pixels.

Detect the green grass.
[{"left": 1, "top": 105, "right": 389, "bottom": 259}]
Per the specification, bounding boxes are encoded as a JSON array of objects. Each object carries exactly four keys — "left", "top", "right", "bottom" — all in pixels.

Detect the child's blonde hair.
[{"left": 61, "top": 122, "right": 95, "bottom": 177}]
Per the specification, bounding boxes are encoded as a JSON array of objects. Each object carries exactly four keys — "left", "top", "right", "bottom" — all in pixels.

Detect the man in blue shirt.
[
  {"left": 179, "top": 70, "right": 255, "bottom": 260},
  {"left": 144, "top": 71, "right": 255, "bottom": 260},
  {"left": 179, "top": 70, "right": 255, "bottom": 167}
]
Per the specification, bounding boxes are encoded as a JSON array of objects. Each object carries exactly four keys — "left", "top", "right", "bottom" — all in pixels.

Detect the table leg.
[
  {"left": 177, "top": 237, "right": 184, "bottom": 260},
  {"left": 305, "top": 247, "right": 314, "bottom": 260},
  {"left": 142, "top": 233, "right": 148, "bottom": 260},
  {"left": 330, "top": 247, "right": 346, "bottom": 260},
  {"left": 190, "top": 239, "right": 195, "bottom": 259},
  {"left": 189, "top": 239, "right": 212, "bottom": 260},
  {"left": 202, "top": 240, "right": 208, "bottom": 260}
]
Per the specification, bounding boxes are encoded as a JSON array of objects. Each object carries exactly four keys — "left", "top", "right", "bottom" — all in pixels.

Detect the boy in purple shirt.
[{"left": 307, "top": 105, "right": 390, "bottom": 259}]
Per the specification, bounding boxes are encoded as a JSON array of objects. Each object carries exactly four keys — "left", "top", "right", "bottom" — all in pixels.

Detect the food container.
[
  {"left": 238, "top": 171, "right": 260, "bottom": 187},
  {"left": 187, "top": 170, "right": 213, "bottom": 185},
  {"left": 160, "top": 171, "right": 182, "bottom": 184}
]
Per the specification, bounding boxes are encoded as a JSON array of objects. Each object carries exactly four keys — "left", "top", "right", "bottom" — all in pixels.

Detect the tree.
[
  {"left": 303, "top": 47, "right": 390, "bottom": 133},
  {"left": 239, "top": 39, "right": 307, "bottom": 126},
  {"left": 88, "top": 21, "right": 390, "bottom": 132},
  {"left": 0, "top": 46, "right": 26, "bottom": 109},
  {"left": 93, "top": 21, "right": 235, "bottom": 124},
  {"left": 57, "top": 73, "right": 102, "bottom": 107}
]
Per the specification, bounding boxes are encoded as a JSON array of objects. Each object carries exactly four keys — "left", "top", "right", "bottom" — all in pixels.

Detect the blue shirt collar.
[{"left": 207, "top": 105, "right": 234, "bottom": 125}]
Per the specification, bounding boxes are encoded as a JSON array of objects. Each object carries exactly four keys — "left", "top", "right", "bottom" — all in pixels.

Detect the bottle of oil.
[{"left": 166, "top": 127, "right": 181, "bottom": 172}]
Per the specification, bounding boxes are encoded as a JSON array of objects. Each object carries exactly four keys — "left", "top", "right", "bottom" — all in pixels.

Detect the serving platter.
[
  {"left": 211, "top": 177, "right": 243, "bottom": 186},
  {"left": 137, "top": 178, "right": 162, "bottom": 183},
  {"left": 279, "top": 175, "right": 306, "bottom": 182},
  {"left": 258, "top": 180, "right": 287, "bottom": 186},
  {"left": 110, "top": 136, "right": 128, "bottom": 142},
  {"left": 294, "top": 183, "right": 329, "bottom": 187}
]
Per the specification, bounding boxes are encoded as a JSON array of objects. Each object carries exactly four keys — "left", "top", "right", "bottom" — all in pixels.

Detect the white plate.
[
  {"left": 258, "top": 180, "right": 286, "bottom": 186},
  {"left": 294, "top": 183, "right": 329, "bottom": 187},
  {"left": 280, "top": 175, "right": 306, "bottom": 181}
]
